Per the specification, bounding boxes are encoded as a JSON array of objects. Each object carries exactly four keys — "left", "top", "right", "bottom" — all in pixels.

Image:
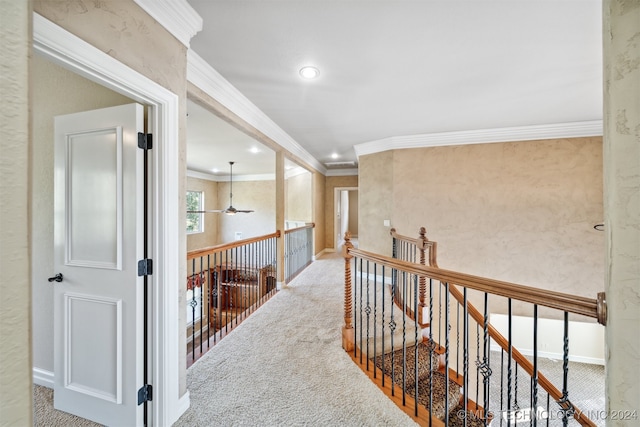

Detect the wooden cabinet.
[{"left": 208, "top": 265, "right": 275, "bottom": 329}]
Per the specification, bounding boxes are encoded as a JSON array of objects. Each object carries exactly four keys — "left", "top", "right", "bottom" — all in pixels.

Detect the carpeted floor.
[{"left": 174, "top": 252, "right": 417, "bottom": 426}]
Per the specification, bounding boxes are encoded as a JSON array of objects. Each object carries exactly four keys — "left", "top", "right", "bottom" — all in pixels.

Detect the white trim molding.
[
  {"left": 133, "top": 0, "right": 202, "bottom": 47},
  {"left": 187, "top": 50, "right": 327, "bottom": 174},
  {"left": 34, "top": 13, "right": 185, "bottom": 426},
  {"left": 33, "top": 368, "right": 55, "bottom": 388},
  {"left": 354, "top": 120, "right": 603, "bottom": 158},
  {"left": 326, "top": 168, "right": 359, "bottom": 177}
]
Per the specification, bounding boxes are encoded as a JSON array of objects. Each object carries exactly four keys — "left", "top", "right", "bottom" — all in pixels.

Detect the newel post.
[
  {"left": 342, "top": 231, "right": 355, "bottom": 351},
  {"left": 417, "top": 227, "right": 428, "bottom": 325}
]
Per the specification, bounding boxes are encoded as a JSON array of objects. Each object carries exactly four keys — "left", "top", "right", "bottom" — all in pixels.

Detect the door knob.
[{"left": 48, "top": 273, "right": 63, "bottom": 283}]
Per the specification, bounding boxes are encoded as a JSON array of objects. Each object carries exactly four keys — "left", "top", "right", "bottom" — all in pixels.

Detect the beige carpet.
[
  {"left": 33, "top": 385, "right": 102, "bottom": 427},
  {"left": 174, "top": 252, "right": 417, "bottom": 426}
]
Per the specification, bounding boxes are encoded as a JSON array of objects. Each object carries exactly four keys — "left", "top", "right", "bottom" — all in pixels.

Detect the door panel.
[
  {"left": 54, "top": 103, "right": 145, "bottom": 426},
  {"left": 66, "top": 128, "right": 122, "bottom": 269}
]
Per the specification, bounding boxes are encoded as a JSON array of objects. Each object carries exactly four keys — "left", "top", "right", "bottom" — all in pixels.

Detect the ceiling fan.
[{"left": 188, "top": 161, "right": 254, "bottom": 215}]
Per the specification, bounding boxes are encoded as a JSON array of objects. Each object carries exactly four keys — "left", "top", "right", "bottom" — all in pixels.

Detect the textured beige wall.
[
  {"left": 348, "top": 190, "right": 359, "bottom": 237},
  {"left": 218, "top": 180, "right": 276, "bottom": 243},
  {"left": 313, "top": 171, "right": 326, "bottom": 255},
  {"left": 603, "top": 0, "right": 640, "bottom": 417},
  {"left": 286, "top": 171, "right": 312, "bottom": 222},
  {"left": 324, "top": 175, "right": 359, "bottom": 250},
  {"left": 31, "top": 55, "right": 132, "bottom": 373},
  {"left": 360, "top": 138, "right": 604, "bottom": 302},
  {"left": 359, "top": 152, "right": 394, "bottom": 255},
  {"left": 0, "top": 1, "right": 32, "bottom": 424},
  {"left": 186, "top": 177, "right": 219, "bottom": 251},
  {"left": 34, "top": 0, "right": 190, "bottom": 394}
]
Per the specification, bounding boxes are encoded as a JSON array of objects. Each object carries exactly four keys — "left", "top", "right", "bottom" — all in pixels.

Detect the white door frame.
[
  {"left": 334, "top": 187, "right": 358, "bottom": 250},
  {"left": 33, "top": 13, "right": 186, "bottom": 425}
]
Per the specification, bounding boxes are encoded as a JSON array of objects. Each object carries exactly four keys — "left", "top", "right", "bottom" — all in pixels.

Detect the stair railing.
[
  {"left": 342, "top": 229, "right": 607, "bottom": 427},
  {"left": 186, "top": 231, "right": 279, "bottom": 367},
  {"left": 284, "top": 222, "right": 315, "bottom": 282}
]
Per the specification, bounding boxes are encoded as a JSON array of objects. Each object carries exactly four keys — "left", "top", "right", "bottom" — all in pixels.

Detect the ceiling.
[{"left": 186, "top": 0, "right": 602, "bottom": 176}]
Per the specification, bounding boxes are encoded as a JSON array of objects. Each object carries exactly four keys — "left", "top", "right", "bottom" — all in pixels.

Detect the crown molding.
[
  {"left": 187, "top": 50, "right": 327, "bottom": 175},
  {"left": 326, "top": 168, "right": 359, "bottom": 177},
  {"left": 354, "top": 121, "right": 603, "bottom": 158},
  {"left": 187, "top": 169, "right": 276, "bottom": 182},
  {"left": 133, "top": 0, "right": 202, "bottom": 47}
]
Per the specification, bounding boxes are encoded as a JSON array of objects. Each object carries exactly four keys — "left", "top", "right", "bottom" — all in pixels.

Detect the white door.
[{"left": 53, "top": 103, "right": 147, "bottom": 426}]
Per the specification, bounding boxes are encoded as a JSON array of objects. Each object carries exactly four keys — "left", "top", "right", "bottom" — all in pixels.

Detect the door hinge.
[
  {"left": 138, "top": 132, "right": 152, "bottom": 150},
  {"left": 138, "top": 259, "right": 153, "bottom": 276},
  {"left": 137, "top": 384, "right": 153, "bottom": 405}
]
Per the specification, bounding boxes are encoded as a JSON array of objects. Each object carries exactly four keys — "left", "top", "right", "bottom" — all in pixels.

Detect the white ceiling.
[{"left": 186, "top": 0, "right": 602, "bottom": 175}]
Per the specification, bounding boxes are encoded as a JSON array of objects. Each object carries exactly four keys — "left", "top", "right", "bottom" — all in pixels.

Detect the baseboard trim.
[
  {"left": 33, "top": 367, "right": 54, "bottom": 388},
  {"left": 171, "top": 390, "right": 190, "bottom": 425}
]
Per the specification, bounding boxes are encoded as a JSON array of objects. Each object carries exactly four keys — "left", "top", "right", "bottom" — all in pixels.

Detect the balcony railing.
[
  {"left": 186, "top": 232, "right": 279, "bottom": 367},
  {"left": 342, "top": 228, "right": 607, "bottom": 426},
  {"left": 284, "top": 223, "right": 314, "bottom": 282}
]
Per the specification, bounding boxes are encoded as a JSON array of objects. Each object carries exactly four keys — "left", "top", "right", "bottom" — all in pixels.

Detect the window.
[{"left": 186, "top": 190, "right": 204, "bottom": 234}]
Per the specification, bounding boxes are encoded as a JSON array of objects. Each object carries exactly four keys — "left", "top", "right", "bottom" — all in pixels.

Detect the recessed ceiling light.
[
  {"left": 250, "top": 147, "right": 260, "bottom": 154},
  {"left": 299, "top": 66, "right": 320, "bottom": 79},
  {"left": 331, "top": 153, "right": 339, "bottom": 159}
]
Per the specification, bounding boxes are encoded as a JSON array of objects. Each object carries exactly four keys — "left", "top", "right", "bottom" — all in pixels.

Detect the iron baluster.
[
  {"left": 457, "top": 302, "right": 461, "bottom": 381},
  {"left": 365, "top": 260, "right": 371, "bottom": 368},
  {"left": 414, "top": 272, "right": 419, "bottom": 417},
  {"left": 381, "top": 265, "right": 386, "bottom": 387},
  {"left": 445, "top": 282, "right": 450, "bottom": 426},
  {"left": 359, "top": 258, "right": 363, "bottom": 363},
  {"left": 559, "top": 311, "right": 574, "bottom": 426},
  {"left": 507, "top": 298, "right": 513, "bottom": 427},
  {"left": 429, "top": 278, "right": 434, "bottom": 427},
  {"left": 373, "top": 263, "right": 378, "bottom": 378},
  {"left": 476, "top": 322, "right": 480, "bottom": 405},
  {"left": 463, "top": 287, "right": 469, "bottom": 427},
  {"left": 532, "top": 304, "right": 538, "bottom": 427},
  {"left": 402, "top": 270, "right": 407, "bottom": 407}
]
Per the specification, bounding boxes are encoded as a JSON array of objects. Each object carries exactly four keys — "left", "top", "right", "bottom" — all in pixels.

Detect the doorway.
[
  {"left": 334, "top": 187, "right": 358, "bottom": 250},
  {"left": 33, "top": 14, "right": 183, "bottom": 425}
]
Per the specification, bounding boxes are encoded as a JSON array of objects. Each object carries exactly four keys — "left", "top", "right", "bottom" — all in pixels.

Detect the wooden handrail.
[
  {"left": 187, "top": 230, "right": 281, "bottom": 260},
  {"left": 447, "top": 284, "right": 596, "bottom": 427},
  {"left": 283, "top": 222, "right": 315, "bottom": 235},
  {"left": 347, "top": 247, "right": 604, "bottom": 323}
]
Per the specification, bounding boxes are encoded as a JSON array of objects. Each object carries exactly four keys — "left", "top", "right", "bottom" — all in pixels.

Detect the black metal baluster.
[
  {"left": 483, "top": 293, "right": 491, "bottom": 427},
  {"left": 532, "top": 304, "right": 538, "bottom": 427},
  {"left": 390, "top": 267, "right": 396, "bottom": 396},
  {"left": 365, "top": 259, "right": 371, "bottom": 368},
  {"left": 402, "top": 270, "right": 407, "bottom": 406},
  {"left": 359, "top": 258, "right": 363, "bottom": 363},
  {"left": 514, "top": 363, "right": 519, "bottom": 411},
  {"left": 190, "top": 257, "right": 196, "bottom": 362},
  {"left": 373, "top": 263, "right": 378, "bottom": 379},
  {"left": 199, "top": 256, "right": 204, "bottom": 355},
  {"left": 439, "top": 281, "right": 442, "bottom": 348},
  {"left": 429, "top": 278, "right": 434, "bottom": 427},
  {"left": 381, "top": 265, "right": 386, "bottom": 387},
  {"left": 500, "top": 349, "right": 505, "bottom": 427},
  {"left": 507, "top": 298, "right": 513, "bottom": 427},
  {"left": 414, "top": 271, "right": 419, "bottom": 417},
  {"left": 206, "top": 254, "right": 211, "bottom": 346},
  {"left": 476, "top": 322, "right": 481, "bottom": 405},
  {"left": 560, "top": 311, "right": 572, "bottom": 427},
  {"left": 457, "top": 302, "right": 461, "bottom": 381},
  {"left": 444, "top": 282, "right": 450, "bottom": 426},
  {"left": 463, "top": 287, "right": 469, "bottom": 427}
]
